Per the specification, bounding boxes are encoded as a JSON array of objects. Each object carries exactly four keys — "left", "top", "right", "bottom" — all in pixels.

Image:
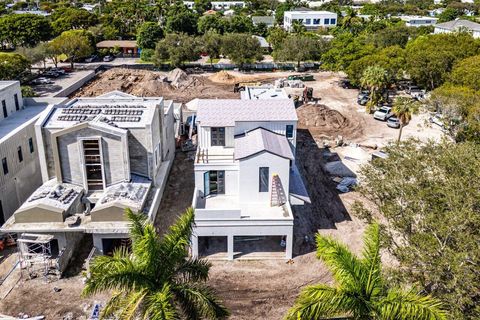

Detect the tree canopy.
[
  {"left": 137, "top": 22, "right": 164, "bottom": 50},
  {"left": 0, "top": 52, "right": 30, "bottom": 80},
  {"left": 0, "top": 14, "right": 52, "bottom": 48},
  {"left": 220, "top": 33, "right": 263, "bottom": 67},
  {"left": 154, "top": 33, "right": 200, "bottom": 67},
  {"left": 48, "top": 30, "right": 94, "bottom": 68},
  {"left": 357, "top": 139, "right": 480, "bottom": 319}
]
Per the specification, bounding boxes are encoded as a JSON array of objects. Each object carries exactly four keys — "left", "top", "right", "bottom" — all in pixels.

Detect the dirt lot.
[{"left": 0, "top": 70, "right": 443, "bottom": 319}]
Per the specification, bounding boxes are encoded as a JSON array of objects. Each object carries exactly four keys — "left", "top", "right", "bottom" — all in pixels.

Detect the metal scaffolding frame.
[{"left": 17, "top": 233, "right": 58, "bottom": 281}]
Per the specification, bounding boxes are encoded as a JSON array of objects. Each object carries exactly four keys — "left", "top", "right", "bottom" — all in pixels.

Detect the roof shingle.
[{"left": 234, "top": 128, "right": 294, "bottom": 160}]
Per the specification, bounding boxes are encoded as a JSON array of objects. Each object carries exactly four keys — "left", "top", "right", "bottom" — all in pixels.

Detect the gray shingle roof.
[
  {"left": 435, "top": 19, "right": 480, "bottom": 32},
  {"left": 196, "top": 99, "right": 297, "bottom": 127},
  {"left": 234, "top": 128, "right": 294, "bottom": 160},
  {"left": 252, "top": 16, "right": 275, "bottom": 25}
]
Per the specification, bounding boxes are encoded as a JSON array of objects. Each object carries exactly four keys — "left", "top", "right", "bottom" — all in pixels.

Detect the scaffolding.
[{"left": 17, "top": 233, "right": 59, "bottom": 281}]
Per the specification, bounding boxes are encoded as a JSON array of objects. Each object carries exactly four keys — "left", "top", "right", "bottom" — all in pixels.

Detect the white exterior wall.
[
  {"left": 198, "top": 126, "right": 235, "bottom": 148},
  {"left": 0, "top": 82, "right": 23, "bottom": 121},
  {"left": 211, "top": 1, "right": 245, "bottom": 10},
  {"left": 194, "top": 163, "right": 239, "bottom": 196},
  {"left": 238, "top": 151, "right": 290, "bottom": 204},
  {"left": 283, "top": 11, "right": 337, "bottom": 31},
  {"left": 403, "top": 17, "right": 437, "bottom": 27},
  {"left": 434, "top": 26, "right": 480, "bottom": 38}
]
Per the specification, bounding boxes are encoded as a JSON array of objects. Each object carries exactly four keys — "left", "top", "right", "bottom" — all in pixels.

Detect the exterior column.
[
  {"left": 93, "top": 235, "right": 104, "bottom": 255},
  {"left": 191, "top": 234, "right": 199, "bottom": 259},
  {"left": 286, "top": 230, "right": 293, "bottom": 260},
  {"left": 227, "top": 235, "right": 234, "bottom": 260}
]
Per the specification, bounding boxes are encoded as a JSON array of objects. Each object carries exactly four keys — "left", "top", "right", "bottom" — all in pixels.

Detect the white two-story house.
[{"left": 191, "top": 99, "right": 309, "bottom": 260}]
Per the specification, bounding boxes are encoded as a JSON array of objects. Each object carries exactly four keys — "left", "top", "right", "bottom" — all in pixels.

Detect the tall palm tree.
[
  {"left": 360, "top": 66, "right": 388, "bottom": 113},
  {"left": 392, "top": 96, "right": 420, "bottom": 142},
  {"left": 83, "top": 208, "right": 229, "bottom": 320},
  {"left": 286, "top": 223, "right": 446, "bottom": 320}
]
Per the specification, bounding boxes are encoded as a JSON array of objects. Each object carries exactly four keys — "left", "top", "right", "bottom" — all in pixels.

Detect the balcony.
[
  {"left": 195, "top": 147, "right": 236, "bottom": 164},
  {"left": 192, "top": 188, "right": 293, "bottom": 222}
]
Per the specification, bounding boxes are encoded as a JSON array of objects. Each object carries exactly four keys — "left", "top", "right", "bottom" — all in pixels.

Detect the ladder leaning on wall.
[{"left": 270, "top": 174, "right": 287, "bottom": 207}]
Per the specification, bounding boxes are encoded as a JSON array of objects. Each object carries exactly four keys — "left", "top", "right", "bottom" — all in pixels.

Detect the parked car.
[
  {"left": 357, "top": 90, "right": 369, "bottom": 105},
  {"left": 387, "top": 116, "right": 400, "bottom": 128},
  {"left": 50, "top": 68, "right": 66, "bottom": 75},
  {"left": 103, "top": 55, "right": 114, "bottom": 62},
  {"left": 405, "top": 84, "right": 420, "bottom": 94},
  {"left": 31, "top": 77, "right": 52, "bottom": 85},
  {"left": 410, "top": 89, "right": 425, "bottom": 100},
  {"left": 85, "top": 55, "right": 99, "bottom": 63},
  {"left": 373, "top": 106, "right": 393, "bottom": 121},
  {"left": 43, "top": 70, "right": 61, "bottom": 78}
]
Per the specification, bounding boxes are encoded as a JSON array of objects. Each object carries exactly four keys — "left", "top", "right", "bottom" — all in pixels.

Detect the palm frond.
[
  {"left": 360, "top": 223, "right": 383, "bottom": 298},
  {"left": 159, "top": 207, "right": 195, "bottom": 263},
  {"left": 117, "top": 288, "right": 149, "bottom": 320},
  {"left": 83, "top": 251, "right": 151, "bottom": 296},
  {"left": 101, "top": 290, "right": 126, "bottom": 319},
  {"left": 175, "top": 258, "right": 211, "bottom": 283},
  {"left": 316, "top": 233, "right": 366, "bottom": 292},
  {"left": 143, "top": 284, "right": 177, "bottom": 320},
  {"left": 375, "top": 288, "right": 447, "bottom": 320},
  {"left": 173, "top": 283, "right": 230, "bottom": 320},
  {"left": 126, "top": 208, "right": 147, "bottom": 243},
  {"left": 286, "top": 284, "right": 358, "bottom": 320},
  {"left": 131, "top": 222, "right": 162, "bottom": 275}
]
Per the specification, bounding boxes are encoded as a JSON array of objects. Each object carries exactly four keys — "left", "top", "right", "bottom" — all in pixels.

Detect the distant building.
[
  {"left": 0, "top": 81, "right": 64, "bottom": 226},
  {"left": 434, "top": 19, "right": 480, "bottom": 38},
  {"left": 240, "top": 86, "right": 289, "bottom": 100},
  {"left": 96, "top": 40, "right": 139, "bottom": 57},
  {"left": 12, "top": 10, "right": 50, "bottom": 16},
  {"left": 183, "top": 1, "right": 194, "bottom": 9},
  {"left": 399, "top": 16, "right": 438, "bottom": 27},
  {"left": 190, "top": 99, "right": 310, "bottom": 260},
  {"left": 2, "top": 91, "right": 176, "bottom": 270},
  {"left": 283, "top": 10, "right": 337, "bottom": 31},
  {"left": 252, "top": 16, "right": 275, "bottom": 28},
  {"left": 211, "top": 1, "right": 245, "bottom": 10}
]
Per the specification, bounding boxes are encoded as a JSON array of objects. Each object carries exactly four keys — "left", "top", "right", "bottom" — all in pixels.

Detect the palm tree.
[
  {"left": 360, "top": 66, "right": 388, "bottom": 113},
  {"left": 83, "top": 208, "right": 229, "bottom": 320},
  {"left": 286, "top": 223, "right": 446, "bottom": 320},
  {"left": 392, "top": 96, "right": 420, "bottom": 142}
]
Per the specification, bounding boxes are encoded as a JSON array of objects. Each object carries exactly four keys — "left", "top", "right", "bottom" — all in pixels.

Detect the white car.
[
  {"left": 373, "top": 106, "right": 393, "bottom": 121},
  {"left": 103, "top": 55, "right": 114, "bottom": 62},
  {"left": 31, "top": 77, "right": 52, "bottom": 85}
]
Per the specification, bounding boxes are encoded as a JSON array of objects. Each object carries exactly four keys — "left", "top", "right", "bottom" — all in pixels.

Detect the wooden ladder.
[{"left": 270, "top": 174, "right": 287, "bottom": 207}]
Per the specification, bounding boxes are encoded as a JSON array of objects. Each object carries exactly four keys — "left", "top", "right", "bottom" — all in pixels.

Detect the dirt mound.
[
  {"left": 167, "top": 68, "right": 189, "bottom": 88},
  {"left": 297, "top": 103, "right": 349, "bottom": 130},
  {"left": 208, "top": 70, "right": 239, "bottom": 84}
]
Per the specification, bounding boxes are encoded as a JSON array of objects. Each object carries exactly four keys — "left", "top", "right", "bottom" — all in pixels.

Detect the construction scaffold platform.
[{"left": 17, "top": 233, "right": 60, "bottom": 281}]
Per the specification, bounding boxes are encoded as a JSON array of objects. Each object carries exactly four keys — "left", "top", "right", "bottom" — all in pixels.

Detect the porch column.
[
  {"left": 191, "top": 234, "right": 199, "bottom": 259},
  {"left": 285, "top": 230, "right": 293, "bottom": 260},
  {"left": 227, "top": 235, "right": 234, "bottom": 260}
]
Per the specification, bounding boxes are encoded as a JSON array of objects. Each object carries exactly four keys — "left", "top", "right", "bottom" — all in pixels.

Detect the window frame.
[
  {"left": 2, "top": 100, "right": 7, "bottom": 118},
  {"left": 211, "top": 127, "right": 226, "bottom": 147},
  {"left": 2, "top": 158, "right": 8, "bottom": 175},
  {"left": 286, "top": 125, "right": 294, "bottom": 138},
  {"left": 28, "top": 138, "right": 34, "bottom": 153},
  {"left": 14, "top": 94, "right": 19, "bottom": 111},
  {"left": 17, "top": 146, "right": 23, "bottom": 162},
  {"left": 259, "top": 167, "right": 269, "bottom": 193}
]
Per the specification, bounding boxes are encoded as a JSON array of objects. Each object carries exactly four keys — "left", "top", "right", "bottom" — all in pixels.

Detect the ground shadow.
[{"left": 291, "top": 129, "right": 351, "bottom": 257}]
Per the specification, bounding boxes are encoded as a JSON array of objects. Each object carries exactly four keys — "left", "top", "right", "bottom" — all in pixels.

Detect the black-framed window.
[
  {"left": 28, "top": 138, "right": 34, "bottom": 153},
  {"left": 2, "top": 100, "right": 7, "bottom": 118},
  {"left": 17, "top": 146, "right": 23, "bottom": 162},
  {"left": 259, "top": 167, "right": 269, "bottom": 192},
  {"left": 286, "top": 125, "right": 294, "bottom": 138},
  {"left": 211, "top": 127, "right": 225, "bottom": 146},
  {"left": 14, "top": 94, "right": 19, "bottom": 111},
  {"left": 2, "top": 158, "right": 8, "bottom": 175}
]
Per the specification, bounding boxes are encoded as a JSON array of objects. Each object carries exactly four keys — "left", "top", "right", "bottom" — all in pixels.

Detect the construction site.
[{"left": 0, "top": 68, "right": 443, "bottom": 319}]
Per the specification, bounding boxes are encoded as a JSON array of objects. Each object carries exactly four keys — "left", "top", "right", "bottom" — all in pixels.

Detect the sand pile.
[
  {"left": 297, "top": 103, "right": 349, "bottom": 130},
  {"left": 208, "top": 70, "right": 239, "bottom": 84},
  {"left": 167, "top": 68, "right": 190, "bottom": 88}
]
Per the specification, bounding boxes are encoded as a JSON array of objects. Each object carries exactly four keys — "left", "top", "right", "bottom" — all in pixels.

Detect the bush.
[{"left": 140, "top": 48, "right": 155, "bottom": 62}]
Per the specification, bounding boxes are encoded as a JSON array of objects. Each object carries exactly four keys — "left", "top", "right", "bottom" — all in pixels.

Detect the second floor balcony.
[{"left": 195, "top": 147, "right": 236, "bottom": 164}]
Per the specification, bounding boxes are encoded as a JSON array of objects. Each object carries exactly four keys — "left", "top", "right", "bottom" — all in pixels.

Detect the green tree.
[
  {"left": 225, "top": 15, "right": 254, "bottom": 33},
  {"left": 321, "top": 33, "right": 375, "bottom": 71},
  {"left": 273, "top": 35, "right": 329, "bottom": 68},
  {"left": 392, "top": 97, "right": 420, "bottom": 141},
  {"left": 51, "top": 7, "right": 98, "bottom": 35},
  {"left": 287, "top": 223, "right": 446, "bottom": 320},
  {"left": 356, "top": 139, "right": 480, "bottom": 319},
  {"left": 360, "top": 65, "right": 388, "bottom": 112},
  {"left": 201, "top": 30, "right": 223, "bottom": 65},
  {"left": 197, "top": 14, "right": 226, "bottom": 34},
  {"left": 449, "top": 55, "right": 480, "bottom": 91},
  {"left": 194, "top": 0, "right": 212, "bottom": 14},
  {"left": 166, "top": 4, "right": 199, "bottom": 35},
  {"left": 405, "top": 33, "right": 480, "bottom": 90},
  {"left": 0, "top": 52, "right": 30, "bottom": 80},
  {"left": 137, "top": 22, "right": 164, "bottom": 50},
  {"left": 15, "top": 44, "right": 48, "bottom": 69},
  {"left": 266, "top": 26, "right": 288, "bottom": 51},
  {"left": 0, "top": 14, "right": 52, "bottom": 48},
  {"left": 154, "top": 33, "right": 200, "bottom": 67},
  {"left": 83, "top": 208, "right": 229, "bottom": 320},
  {"left": 221, "top": 33, "right": 263, "bottom": 67},
  {"left": 48, "top": 30, "right": 94, "bottom": 69},
  {"left": 437, "top": 7, "right": 461, "bottom": 22}
]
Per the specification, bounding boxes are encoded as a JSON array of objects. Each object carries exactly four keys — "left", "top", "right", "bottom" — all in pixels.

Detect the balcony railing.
[{"left": 196, "top": 148, "right": 235, "bottom": 164}]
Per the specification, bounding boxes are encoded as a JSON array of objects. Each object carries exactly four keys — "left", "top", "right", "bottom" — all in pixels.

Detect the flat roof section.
[{"left": 0, "top": 105, "right": 47, "bottom": 141}]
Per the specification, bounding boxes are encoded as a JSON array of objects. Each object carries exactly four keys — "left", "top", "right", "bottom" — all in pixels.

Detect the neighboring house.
[
  {"left": 96, "top": 40, "right": 139, "bottom": 57},
  {"left": 190, "top": 99, "right": 310, "bottom": 260},
  {"left": 12, "top": 10, "right": 50, "bottom": 16},
  {"left": 399, "top": 15, "right": 438, "bottom": 27},
  {"left": 211, "top": 1, "right": 245, "bottom": 10},
  {"left": 0, "top": 81, "right": 65, "bottom": 226},
  {"left": 1, "top": 91, "right": 176, "bottom": 271},
  {"left": 240, "top": 86, "right": 289, "bottom": 100},
  {"left": 82, "top": 3, "right": 99, "bottom": 11},
  {"left": 183, "top": 1, "right": 194, "bottom": 9},
  {"left": 253, "top": 35, "right": 271, "bottom": 52},
  {"left": 434, "top": 19, "right": 480, "bottom": 38},
  {"left": 283, "top": 10, "right": 337, "bottom": 31},
  {"left": 252, "top": 16, "right": 275, "bottom": 28}
]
